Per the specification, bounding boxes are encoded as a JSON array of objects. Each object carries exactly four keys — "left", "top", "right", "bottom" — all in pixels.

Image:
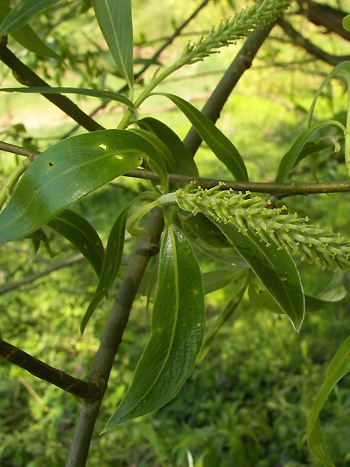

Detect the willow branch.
[
  {"left": 3, "top": 139, "right": 350, "bottom": 197},
  {"left": 126, "top": 172, "right": 350, "bottom": 197},
  {"left": 278, "top": 19, "right": 350, "bottom": 66},
  {"left": 0, "top": 255, "right": 82, "bottom": 296},
  {"left": 0, "top": 339, "right": 103, "bottom": 401},
  {"left": 66, "top": 209, "right": 164, "bottom": 467},
  {"left": 0, "top": 40, "right": 104, "bottom": 132}
]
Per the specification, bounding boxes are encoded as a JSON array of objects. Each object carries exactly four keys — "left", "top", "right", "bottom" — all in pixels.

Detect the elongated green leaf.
[
  {"left": 275, "top": 120, "right": 346, "bottom": 182},
  {"left": 11, "top": 26, "right": 59, "bottom": 58},
  {"left": 307, "top": 336, "right": 350, "bottom": 467},
  {"left": 158, "top": 93, "right": 248, "bottom": 181},
  {"left": 137, "top": 117, "right": 198, "bottom": 176},
  {"left": 0, "top": 87, "right": 133, "bottom": 108},
  {"left": 215, "top": 223, "right": 305, "bottom": 332},
  {"left": 0, "top": 0, "right": 59, "bottom": 34},
  {"left": 0, "top": 129, "right": 171, "bottom": 244},
  {"left": 92, "top": 0, "right": 134, "bottom": 93},
  {"left": 0, "top": 1, "right": 58, "bottom": 58},
  {"left": 48, "top": 210, "right": 104, "bottom": 276},
  {"left": 80, "top": 206, "right": 128, "bottom": 333},
  {"left": 105, "top": 225, "right": 205, "bottom": 428}
]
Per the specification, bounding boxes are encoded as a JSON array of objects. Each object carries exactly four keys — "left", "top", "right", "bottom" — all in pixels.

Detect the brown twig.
[
  {"left": 2, "top": 139, "right": 350, "bottom": 197},
  {"left": 0, "top": 339, "right": 103, "bottom": 401},
  {"left": 278, "top": 19, "right": 350, "bottom": 66}
]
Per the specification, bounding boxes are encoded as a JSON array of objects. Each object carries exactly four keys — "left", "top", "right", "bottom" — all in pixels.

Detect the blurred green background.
[{"left": 1, "top": 0, "right": 350, "bottom": 465}]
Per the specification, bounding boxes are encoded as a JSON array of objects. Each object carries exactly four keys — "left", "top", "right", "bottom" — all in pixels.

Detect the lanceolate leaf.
[
  {"left": 275, "top": 120, "right": 346, "bottom": 182},
  {"left": 0, "top": 129, "right": 167, "bottom": 244},
  {"left": 307, "top": 335, "right": 350, "bottom": 467},
  {"left": 215, "top": 223, "right": 305, "bottom": 332},
  {"left": 92, "top": 0, "right": 134, "bottom": 93},
  {"left": 137, "top": 117, "right": 199, "bottom": 176},
  {"left": 158, "top": 93, "right": 248, "bottom": 181},
  {"left": 0, "top": 87, "right": 133, "bottom": 109},
  {"left": 105, "top": 225, "right": 205, "bottom": 428},
  {"left": 0, "top": 0, "right": 59, "bottom": 35},
  {"left": 80, "top": 206, "right": 128, "bottom": 333},
  {"left": 48, "top": 210, "right": 104, "bottom": 276},
  {"left": 0, "top": 1, "right": 58, "bottom": 58}
]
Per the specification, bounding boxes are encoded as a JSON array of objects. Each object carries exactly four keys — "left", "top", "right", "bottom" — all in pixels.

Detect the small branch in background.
[
  {"left": 0, "top": 255, "right": 82, "bottom": 296},
  {"left": 278, "top": 19, "right": 350, "bottom": 66},
  {"left": 0, "top": 140, "right": 38, "bottom": 159},
  {"left": 298, "top": 0, "right": 350, "bottom": 42},
  {"left": 0, "top": 41, "right": 104, "bottom": 133},
  {"left": 0, "top": 340, "right": 103, "bottom": 401},
  {"left": 61, "top": 0, "right": 210, "bottom": 139}
]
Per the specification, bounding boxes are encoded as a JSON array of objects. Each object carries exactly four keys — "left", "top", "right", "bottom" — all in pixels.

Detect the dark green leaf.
[
  {"left": 0, "top": 1, "right": 58, "bottom": 58},
  {"left": 157, "top": 93, "right": 248, "bottom": 181},
  {"left": 215, "top": 223, "right": 305, "bottom": 332},
  {"left": 80, "top": 206, "right": 128, "bottom": 333},
  {"left": 92, "top": 0, "right": 134, "bottom": 93},
  {"left": 137, "top": 117, "right": 198, "bottom": 176},
  {"left": 307, "top": 335, "right": 350, "bottom": 467},
  {"left": 48, "top": 210, "right": 104, "bottom": 276},
  {"left": 0, "top": 87, "right": 133, "bottom": 109},
  {"left": 0, "top": 129, "right": 169, "bottom": 244},
  {"left": 105, "top": 224, "right": 205, "bottom": 427},
  {"left": 275, "top": 120, "right": 345, "bottom": 182},
  {"left": 0, "top": 0, "right": 59, "bottom": 34}
]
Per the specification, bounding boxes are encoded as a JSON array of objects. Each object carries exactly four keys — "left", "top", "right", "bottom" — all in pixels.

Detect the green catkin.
[
  {"left": 182, "top": 0, "right": 291, "bottom": 65},
  {"left": 171, "top": 185, "right": 350, "bottom": 270}
]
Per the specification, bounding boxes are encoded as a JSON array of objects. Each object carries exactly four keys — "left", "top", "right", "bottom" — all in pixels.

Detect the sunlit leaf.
[
  {"left": 157, "top": 93, "right": 248, "bottom": 181},
  {"left": 92, "top": 0, "right": 134, "bottom": 93},
  {"left": 105, "top": 224, "right": 205, "bottom": 427},
  {"left": 307, "top": 335, "right": 350, "bottom": 467},
  {"left": 0, "top": 129, "right": 174, "bottom": 243},
  {"left": 48, "top": 210, "right": 104, "bottom": 276},
  {"left": 215, "top": 223, "right": 305, "bottom": 332},
  {"left": 80, "top": 206, "right": 128, "bottom": 333}
]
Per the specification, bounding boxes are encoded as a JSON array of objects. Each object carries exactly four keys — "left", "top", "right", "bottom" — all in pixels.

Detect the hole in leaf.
[
  {"left": 48, "top": 161, "right": 54, "bottom": 167},
  {"left": 99, "top": 143, "right": 108, "bottom": 150},
  {"left": 115, "top": 155, "right": 123, "bottom": 160}
]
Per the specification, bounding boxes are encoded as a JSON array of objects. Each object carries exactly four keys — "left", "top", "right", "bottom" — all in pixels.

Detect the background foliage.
[{"left": 1, "top": 0, "right": 350, "bottom": 465}]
